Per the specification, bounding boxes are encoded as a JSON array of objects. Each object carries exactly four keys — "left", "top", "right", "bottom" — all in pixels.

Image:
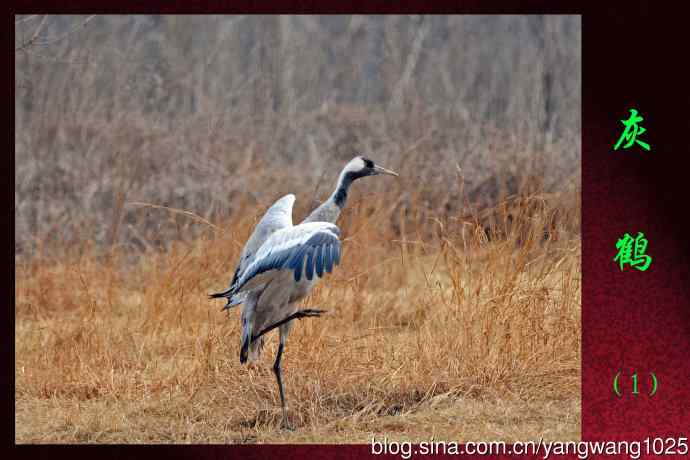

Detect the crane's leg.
[
  {"left": 274, "top": 325, "right": 292, "bottom": 430},
  {"left": 252, "top": 309, "right": 325, "bottom": 342},
  {"left": 261, "top": 309, "right": 326, "bottom": 430}
]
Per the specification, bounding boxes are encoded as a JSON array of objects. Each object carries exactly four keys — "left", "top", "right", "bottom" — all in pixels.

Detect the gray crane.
[{"left": 210, "top": 156, "right": 398, "bottom": 429}]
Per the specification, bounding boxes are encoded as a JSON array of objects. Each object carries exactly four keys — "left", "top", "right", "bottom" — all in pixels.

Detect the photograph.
[{"left": 15, "top": 14, "right": 581, "bottom": 444}]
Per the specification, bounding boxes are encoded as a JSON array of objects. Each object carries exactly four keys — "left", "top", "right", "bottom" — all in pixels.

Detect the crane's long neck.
[
  {"left": 302, "top": 169, "right": 357, "bottom": 224},
  {"left": 332, "top": 170, "right": 357, "bottom": 209}
]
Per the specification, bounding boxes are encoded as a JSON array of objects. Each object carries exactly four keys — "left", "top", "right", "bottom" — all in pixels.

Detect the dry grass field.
[
  {"left": 15, "top": 187, "right": 580, "bottom": 443},
  {"left": 15, "top": 15, "right": 581, "bottom": 443}
]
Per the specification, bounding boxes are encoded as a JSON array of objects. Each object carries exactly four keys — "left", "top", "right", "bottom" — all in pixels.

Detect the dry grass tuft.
[{"left": 16, "top": 187, "right": 580, "bottom": 443}]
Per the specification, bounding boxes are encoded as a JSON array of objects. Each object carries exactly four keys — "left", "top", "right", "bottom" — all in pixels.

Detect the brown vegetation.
[{"left": 15, "top": 186, "right": 580, "bottom": 442}]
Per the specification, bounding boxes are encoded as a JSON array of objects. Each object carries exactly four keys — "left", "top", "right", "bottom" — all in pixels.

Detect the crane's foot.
[{"left": 279, "top": 412, "right": 294, "bottom": 431}]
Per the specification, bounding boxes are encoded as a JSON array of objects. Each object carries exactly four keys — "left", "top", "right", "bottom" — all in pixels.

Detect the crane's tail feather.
[
  {"left": 209, "top": 288, "right": 232, "bottom": 299},
  {"left": 220, "top": 294, "right": 245, "bottom": 312},
  {"left": 211, "top": 290, "right": 246, "bottom": 311}
]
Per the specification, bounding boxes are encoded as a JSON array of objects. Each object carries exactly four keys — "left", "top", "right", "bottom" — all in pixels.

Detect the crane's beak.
[{"left": 373, "top": 164, "right": 399, "bottom": 177}]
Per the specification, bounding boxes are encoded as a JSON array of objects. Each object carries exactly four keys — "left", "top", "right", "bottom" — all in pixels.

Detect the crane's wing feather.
[
  {"left": 322, "top": 243, "right": 331, "bottom": 274},
  {"left": 210, "top": 194, "right": 295, "bottom": 305},
  {"left": 232, "top": 222, "right": 341, "bottom": 293},
  {"left": 314, "top": 245, "right": 324, "bottom": 278}
]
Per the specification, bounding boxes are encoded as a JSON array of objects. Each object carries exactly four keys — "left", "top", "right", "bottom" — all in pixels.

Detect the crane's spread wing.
[
  {"left": 210, "top": 194, "right": 295, "bottom": 303},
  {"left": 232, "top": 222, "right": 341, "bottom": 295}
]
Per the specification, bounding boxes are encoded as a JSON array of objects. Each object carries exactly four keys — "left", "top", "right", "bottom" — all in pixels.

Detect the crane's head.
[
  {"left": 343, "top": 156, "right": 399, "bottom": 180},
  {"left": 332, "top": 156, "right": 399, "bottom": 208}
]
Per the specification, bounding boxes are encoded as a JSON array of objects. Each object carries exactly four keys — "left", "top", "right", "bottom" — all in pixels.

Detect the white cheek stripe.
[{"left": 343, "top": 158, "right": 365, "bottom": 174}]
